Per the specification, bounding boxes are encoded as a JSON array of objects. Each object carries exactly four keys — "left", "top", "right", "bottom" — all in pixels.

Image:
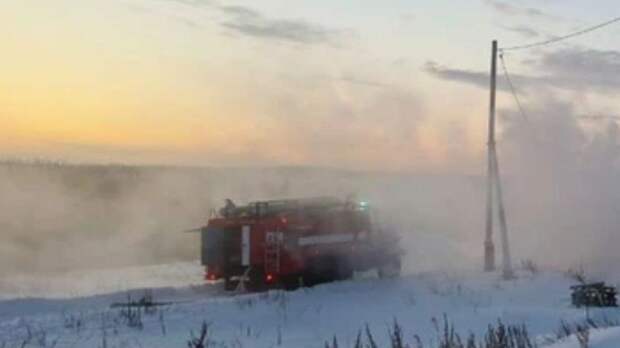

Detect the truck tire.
[
  {"left": 378, "top": 257, "right": 401, "bottom": 279},
  {"left": 224, "top": 277, "right": 238, "bottom": 291},
  {"left": 280, "top": 275, "right": 303, "bottom": 291},
  {"left": 302, "top": 272, "right": 320, "bottom": 287},
  {"left": 224, "top": 269, "right": 266, "bottom": 292},
  {"left": 244, "top": 270, "right": 262, "bottom": 292},
  {"left": 336, "top": 258, "right": 353, "bottom": 280}
]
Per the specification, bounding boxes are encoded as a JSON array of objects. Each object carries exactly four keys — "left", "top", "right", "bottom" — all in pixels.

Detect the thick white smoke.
[
  {"left": 498, "top": 98, "right": 620, "bottom": 279},
  {"left": 2, "top": 96, "right": 620, "bottom": 282}
]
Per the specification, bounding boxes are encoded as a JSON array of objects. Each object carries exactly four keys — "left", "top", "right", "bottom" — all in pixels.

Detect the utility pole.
[
  {"left": 484, "top": 40, "right": 497, "bottom": 272},
  {"left": 493, "top": 148, "right": 514, "bottom": 279},
  {"left": 483, "top": 40, "right": 514, "bottom": 279}
]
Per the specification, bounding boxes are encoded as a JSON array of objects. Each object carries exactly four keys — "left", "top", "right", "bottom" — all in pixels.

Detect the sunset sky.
[{"left": 2, "top": 0, "right": 619, "bottom": 172}]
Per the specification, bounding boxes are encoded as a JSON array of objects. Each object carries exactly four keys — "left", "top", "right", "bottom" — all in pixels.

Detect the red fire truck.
[{"left": 200, "top": 197, "right": 402, "bottom": 291}]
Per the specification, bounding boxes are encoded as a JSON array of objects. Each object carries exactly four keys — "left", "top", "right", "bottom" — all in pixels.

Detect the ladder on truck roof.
[{"left": 265, "top": 231, "right": 282, "bottom": 274}]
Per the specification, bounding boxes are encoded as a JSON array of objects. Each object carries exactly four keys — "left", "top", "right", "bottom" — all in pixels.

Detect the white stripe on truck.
[
  {"left": 241, "top": 225, "right": 250, "bottom": 266},
  {"left": 298, "top": 233, "right": 357, "bottom": 246}
]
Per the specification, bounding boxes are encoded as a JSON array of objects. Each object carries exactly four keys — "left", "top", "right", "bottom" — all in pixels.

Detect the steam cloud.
[
  {"left": 501, "top": 99, "right": 620, "bottom": 278},
  {"left": 0, "top": 163, "right": 479, "bottom": 277},
  {"left": 2, "top": 98, "right": 620, "bottom": 282}
]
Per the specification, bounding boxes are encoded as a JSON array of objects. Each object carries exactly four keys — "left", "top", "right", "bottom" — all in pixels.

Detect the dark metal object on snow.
[{"left": 571, "top": 282, "right": 618, "bottom": 308}]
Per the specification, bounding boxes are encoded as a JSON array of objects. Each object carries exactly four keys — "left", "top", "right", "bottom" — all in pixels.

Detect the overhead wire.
[
  {"left": 498, "top": 53, "right": 529, "bottom": 124},
  {"left": 497, "top": 14, "right": 620, "bottom": 141},
  {"left": 497, "top": 53, "right": 541, "bottom": 144},
  {"left": 501, "top": 16, "right": 620, "bottom": 52}
]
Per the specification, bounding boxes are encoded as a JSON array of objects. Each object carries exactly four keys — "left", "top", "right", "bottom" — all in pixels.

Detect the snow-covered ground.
[
  {"left": 1, "top": 263, "right": 619, "bottom": 347},
  {"left": 0, "top": 262, "right": 205, "bottom": 300},
  {"left": 547, "top": 327, "right": 620, "bottom": 348}
]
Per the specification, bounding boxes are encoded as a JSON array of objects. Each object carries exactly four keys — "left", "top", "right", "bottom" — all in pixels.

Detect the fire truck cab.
[{"left": 200, "top": 197, "right": 402, "bottom": 291}]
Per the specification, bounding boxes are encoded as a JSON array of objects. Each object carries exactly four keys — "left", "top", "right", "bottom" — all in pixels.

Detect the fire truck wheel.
[
  {"left": 336, "top": 259, "right": 354, "bottom": 280},
  {"left": 224, "top": 277, "right": 238, "bottom": 291},
  {"left": 245, "top": 270, "right": 267, "bottom": 292},
  {"left": 280, "top": 275, "right": 302, "bottom": 291},
  {"left": 378, "top": 257, "right": 401, "bottom": 279},
  {"left": 301, "top": 273, "right": 320, "bottom": 287}
]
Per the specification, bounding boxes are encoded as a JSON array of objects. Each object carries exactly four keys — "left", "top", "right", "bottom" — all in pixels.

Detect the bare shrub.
[
  {"left": 15, "top": 323, "right": 59, "bottom": 348},
  {"left": 159, "top": 310, "right": 167, "bottom": 336},
  {"left": 353, "top": 330, "right": 363, "bottom": 348},
  {"left": 388, "top": 319, "right": 407, "bottom": 348},
  {"left": 554, "top": 316, "right": 618, "bottom": 342},
  {"left": 114, "top": 290, "right": 161, "bottom": 330},
  {"left": 365, "top": 324, "right": 379, "bottom": 348},
  {"left": 236, "top": 323, "right": 260, "bottom": 340},
  {"left": 101, "top": 326, "right": 108, "bottom": 348},
  {"left": 575, "top": 325, "right": 589, "bottom": 348},
  {"left": 566, "top": 267, "right": 587, "bottom": 284},
  {"left": 432, "top": 314, "right": 467, "bottom": 348},
  {"left": 234, "top": 296, "right": 255, "bottom": 310},
  {"left": 276, "top": 325, "right": 282, "bottom": 346},
  {"left": 556, "top": 320, "right": 572, "bottom": 340},
  {"left": 118, "top": 298, "right": 143, "bottom": 330},
  {"left": 34, "top": 330, "right": 59, "bottom": 348},
  {"left": 520, "top": 260, "right": 539, "bottom": 275},
  {"left": 187, "top": 321, "right": 211, "bottom": 348},
  {"left": 63, "top": 311, "right": 84, "bottom": 335},
  {"left": 482, "top": 321, "right": 534, "bottom": 348},
  {"left": 324, "top": 335, "right": 339, "bottom": 348},
  {"left": 329, "top": 316, "right": 537, "bottom": 348},
  {"left": 229, "top": 338, "right": 244, "bottom": 348},
  {"left": 141, "top": 289, "right": 158, "bottom": 316},
  {"left": 412, "top": 335, "right": 424, "bottom": 348}
]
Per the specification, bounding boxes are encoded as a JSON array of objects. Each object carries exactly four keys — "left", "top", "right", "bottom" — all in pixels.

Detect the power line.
[
  {"left": 498, "top": 53, "right": 542, "bottom": 145},
  {"left": 501, "top": 16, "right": 620, "bottom": 51},
  {"left": 498, "top": 53, "right": 529, "bottom": 124}
]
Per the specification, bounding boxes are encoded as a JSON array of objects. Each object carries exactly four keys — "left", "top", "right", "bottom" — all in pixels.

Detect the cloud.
[
  {"left": 425, "top": 47, "right": 620, "bottom": 94},
  {"left": 400, "top": 13, "right": 415, "bottom": 22},
  {"left": 170, "top": 15, "right": 201, "bottom": 28},
  {"left": 423, "top": 61, "right": 511, "bottom": 92},
  {"left": 532, "top": 47, "right": 620, "bottom": 91},
  {"left": 578, "top": 114, "right": 620, "bottom": 122},
  {"left": 220, "top": 5, "right": 339, "bottom": 44},
  {"left": 501, "top": 24, "right": 540, "bottom": 38},
  {"left": 166, "top": 0, "right": 214, "bottom": 7},
  {"left": 222, "top": 19, "right": 335, "bottom": 44},
  {"left": 137, "top": 1, "right": 342, "bottom": 45},
  {"left": 219, "top": 5, "right": 261, "bottom": 18},
  {"left": 483, "top": 0, "right": 550, "bottom": 18},
  {"left": 338, "top": 75, "right": 390, "bottom": 88}
]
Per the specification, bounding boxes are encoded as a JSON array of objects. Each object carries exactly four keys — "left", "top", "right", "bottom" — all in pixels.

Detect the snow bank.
[
  {"left": 547, "top": 327, "right": 620, "bottom": 348},
  {"left": 0, "top": 267, "right": 619, "bottom": 347}
]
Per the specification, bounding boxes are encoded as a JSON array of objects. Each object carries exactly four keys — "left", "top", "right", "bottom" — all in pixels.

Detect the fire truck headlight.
[{"left": 266, "top": 274, "right": 274, "bottom": 282}]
